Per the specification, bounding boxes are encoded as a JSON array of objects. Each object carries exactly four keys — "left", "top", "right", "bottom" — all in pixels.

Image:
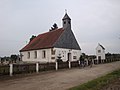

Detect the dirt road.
[{"left": 0, "top": 61, "right": 120, "bottom": 90}]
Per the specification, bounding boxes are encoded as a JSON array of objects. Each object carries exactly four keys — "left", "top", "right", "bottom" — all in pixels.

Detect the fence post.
[
  {"left": 92, "top": 60, "right": 94, "bottom": 65},
  {"left": 78, "top": 60, "right": 80, "bottom": 65},
  {"left": 78, "top": 60, "right": 80, "bottom": 67},
  {"left": 36, "top": 62, "right": 39, "bottom": 73},
  {"left": 9, "top": 64, "right": 13, "bottom": 76},
  {"left": 55, "top": 61, "right": 58, "bottom": 70},
  {"left": 86, "top": 60, "right": 88, "bottom": 66},
  {"left": 69, "top": 61, "right": 71, "bottom": 69}
]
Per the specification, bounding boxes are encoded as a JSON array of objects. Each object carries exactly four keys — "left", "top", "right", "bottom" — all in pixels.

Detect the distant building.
[
  {"left": 20, "top": 13, "right": 81, "bottom": 63},
  {"left": 96, "top": 43, "right": 105, "bottom": 63}
]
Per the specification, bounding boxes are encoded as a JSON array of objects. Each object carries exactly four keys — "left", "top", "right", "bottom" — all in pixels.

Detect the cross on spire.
[{"left": 65, "top": 9, "right": 67, "bottom": 14}]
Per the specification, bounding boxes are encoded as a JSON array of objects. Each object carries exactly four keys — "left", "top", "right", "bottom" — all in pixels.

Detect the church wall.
[
  {"left": 21, "top": 49, "right": 52, "bottom": 63},
  {"left": 54, "top": 48, "right": 81, "bottom": 62},
  {"left": 21, "top": 47, "right": 81, "bottom": 63}
]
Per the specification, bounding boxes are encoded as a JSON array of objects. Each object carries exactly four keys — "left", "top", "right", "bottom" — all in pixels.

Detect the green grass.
[{"left": 69, "top": 69, "right": 120, "bottom": 90}]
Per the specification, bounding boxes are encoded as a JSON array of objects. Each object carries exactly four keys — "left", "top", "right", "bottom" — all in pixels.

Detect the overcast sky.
[{"left": 0, "top": 0, "right": 120, "bottom": 57}]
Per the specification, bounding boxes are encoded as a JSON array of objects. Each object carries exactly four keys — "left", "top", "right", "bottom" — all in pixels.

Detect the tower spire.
[{"left": 62, "top": 11, "right": 71, "bottom": 30}]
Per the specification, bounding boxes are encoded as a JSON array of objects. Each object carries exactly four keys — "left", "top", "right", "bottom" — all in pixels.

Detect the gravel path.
[{"left": 0, "top": 61, "right": 120, "bottom": 90}]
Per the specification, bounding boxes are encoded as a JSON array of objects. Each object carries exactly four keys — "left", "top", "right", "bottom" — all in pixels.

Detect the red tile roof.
[{"left": 20, "top": 28, "right": 64, "bottom": 52}]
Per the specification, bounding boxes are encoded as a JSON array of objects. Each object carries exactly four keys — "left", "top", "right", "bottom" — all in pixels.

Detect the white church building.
[
  {"left": 20, "top": 13, "right": 81, "bottom": 63},
  {"left": 96, "top": 43, "right": 105, "bottom": 63}
]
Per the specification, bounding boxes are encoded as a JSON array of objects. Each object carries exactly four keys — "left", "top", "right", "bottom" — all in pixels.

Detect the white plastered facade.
[{"left": 21, "top": 48, "right": 81, "bottom": 63}]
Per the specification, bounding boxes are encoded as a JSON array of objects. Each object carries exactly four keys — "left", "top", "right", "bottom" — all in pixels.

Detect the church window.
[
  {"left": 27, "top": 52, "right": 30, "bottom": 59},
  {"left": 51, "top": 57, "right": 55, "bottom": 59},
  {"left": 73, "top": 56, "right": 77, "bottom": 59},
  {"left": 34, "top": 51, "right": 37, "bottom": 59},
  {"left": 64, "top": 21, "right": 66, "bottom": 24},
  {"left": 42, "top": 50, "right": 46, "bottom": 58},
  {"left": 98, "top": 50, "right": 101, "bottom": 53},
  {"left": 68, "top": 21, "right": 70, "bottom": 24},
  {"left": 51, "top": 48, "right": 55, "bottom": 55}
]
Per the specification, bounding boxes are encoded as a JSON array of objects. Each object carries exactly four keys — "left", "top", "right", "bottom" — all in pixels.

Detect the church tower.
[{"left": 62, "top": 12, "right": 71, "bottom": 30}]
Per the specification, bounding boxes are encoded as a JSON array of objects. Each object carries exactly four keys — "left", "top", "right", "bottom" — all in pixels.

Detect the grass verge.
[{"left": 69, "top": 69, "right": 120, "bottom": 90}]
